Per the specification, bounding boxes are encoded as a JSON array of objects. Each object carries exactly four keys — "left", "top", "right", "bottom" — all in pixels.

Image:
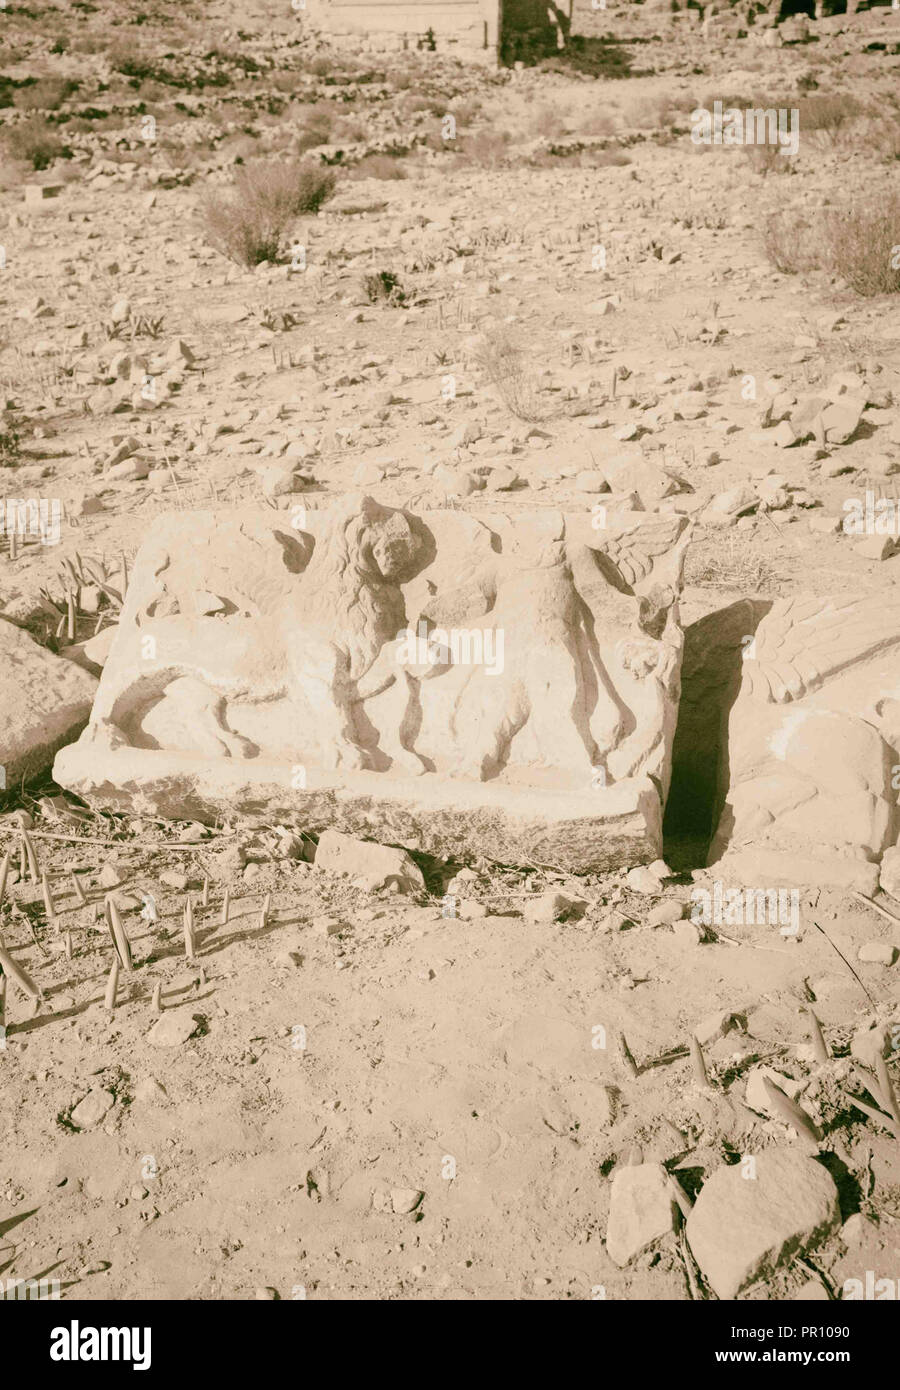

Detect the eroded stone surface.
[
  {"left": 54, "top": 496, "right": 689, "bottom": 870},
  {"left": 606, "top": 1162, "right": 677, "bottom": 1267},
  {"left": 0, "top": 619, "right": 97, "bottom": 790},
  {"left": 709, "top": 594, "right": 900, "bottom": 892},
  {"left": 686, "top": 1150, "right": 840, "bottom": 1300}
]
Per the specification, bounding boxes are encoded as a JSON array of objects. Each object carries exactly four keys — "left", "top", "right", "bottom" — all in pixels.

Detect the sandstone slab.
[
  {"left": 606, "top": 1162, "right": 677, "bottom": 1266},
  {"left": 709, "top": 594, "right": 900, "bottom": 892},
  {"left": 54, "top": 497, "right": 689, "bottom": 871},
  {"left": 0, "top": 619, "right": 97, "bottom": 791},
  {"left": 686, "top": 1150, "right": 840, "bottom": 1299}
]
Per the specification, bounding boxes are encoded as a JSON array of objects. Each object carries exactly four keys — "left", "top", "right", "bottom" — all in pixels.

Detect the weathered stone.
[
  {"left": 606, "top": 1162, "right": 677, "bottom": 1266},
  {"left": 70, "top": 1087, "right": 115, "bottom": 1130},
  {"left": 314, "top": 829, "right": 424, "bottom": 892},
  {"left": 709, "top": 595, "right": 900, "bottom": 892},
  {"left": 54, "top": 498, "right": 689, "bottom": 872},
  {"left": 858, "top": 942, "right": 897, "bottom": 966},
  {"left": 147, "top": 1011, "right": 199, "bottom": 1047},
  {"left": 0, "top": 622, "right": 97, "bottom": 789},
  {"left": 686, "top": 1150, "right": 840, "bottom": 1300}
]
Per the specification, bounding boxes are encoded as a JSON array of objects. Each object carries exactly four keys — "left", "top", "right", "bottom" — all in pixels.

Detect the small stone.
[
  {"left": 695, "top": 1010, "right": 738, "bottom": 1046},
  {"left": 147, "top": 1011, "right": 199, "bottom": 1048},
  {"left": 159, "top": 871, "right": 190, "bottom": 890},
  {"left": 526, "top": 891, "right": 574, "bottom": 923},
  {"left": 314, "top": 830, "right": 424, "bottom": 894},
  {"left": 858, "top": 942, "right": 897, "bottom": 966},
  {"left": 98, "top": 862, "right": 122, "bottom": 888},
  {"left": 850, "top": 1026, "right": 891, "bottom": 1069},
  {"left": 70, "top": 1087, "right": 115, "bottom": 1130},
  {"left": 647, "top": 900, "right": 684, "bottom": 926},
  {"left": 841, "top": 1212, "right": 877, "bottom": 1246},
  {"left": 626, "top": 866, "right": 662, "bottom": 895},
  {"left": 855, "top": 534, "right": 896, "bottom": 562},
  {"left": 391, "top": 1188, "right": 423, "bottom": 1215},
  {"left": 672, "top": 920, "right": 704, "bottom": 946}
]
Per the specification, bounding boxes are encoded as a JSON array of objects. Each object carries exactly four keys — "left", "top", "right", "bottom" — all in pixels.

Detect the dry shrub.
[
  {"left": 763, "top": 194, "right": 900, "bottom": 296},
  {"left": 474, "top": 328, "right": 547, "bottom": 423},
  {"left": 528, "top": 103, "right": 569, "bottom": 140},
  {"left": 743, "top": 142, "right": 795, "bottom": 176},
  {"left": 3, "top": 117, "right": 69, "bottom": 169},
  {"left": 819, "top": 194, "right": 900, "bottom": 296},
  {"left": 462, "top": 129, "right": 511, "bottom": 167},
  {"left": 15, "top": 77, "right": 78, "bottom": 111},
  {"left": 351, "top": 153, "right": 407, "bottom": 180},
  {"left": 798, "top": 93, "right": 865, "bottom": 143},
  {"left": 202, "top": 158, "right": 336, "bottom": 267},
  {"left": 762, "top": 209, "right": 821, "bottom": 275},
  {"left": 361, "top": 269, "right": 406, "bottom": 305},
  {"left": 294, "top": 106, "right": 333, "bottom": 153}
]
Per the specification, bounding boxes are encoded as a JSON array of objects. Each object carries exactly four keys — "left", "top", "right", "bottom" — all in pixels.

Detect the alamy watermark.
[
  {"left": 0, "top": 498, "right": 61, "bottom": 545},
  {"left": 396, "top": 619, "right": 504, "bottom": 676},
  {"left": 690, "top": 881, "right": 800, "bottom": 936},
  {"left": 691, "top": 102, "right": 799, "bottom": 158}
]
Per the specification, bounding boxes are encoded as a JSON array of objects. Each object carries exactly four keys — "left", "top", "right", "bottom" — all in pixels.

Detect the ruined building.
[{"left": 303, "top": 0, "right": 564, "bottom": 61}]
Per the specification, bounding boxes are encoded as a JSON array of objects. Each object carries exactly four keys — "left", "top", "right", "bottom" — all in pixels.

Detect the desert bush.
[
  {"left": 798, "top": 93, "right": 865, "bottom": 143},
  {"left": 462, "top": 129, "right": 511, "bottom": 167},
  {"left": 743, "top": 141, "right": 795, "bottom": 176},
  {"left": 350, "top": 153, "right": 406, "bottom": 180},
  {"left": 361, "top": 269, "right": 406, "bottom": 305},
  {"left": 3, "top": 117, "right": 70, "bottom": 169},
  {"left": 0, "top": 418, "right": 21, "bottom": 468},
  {"left": 528, "top": 103, "right": 569, "bottom": 140},
  {"left": 15, "top": 77, "right": 78, "bottom": 111},
  {"left": 762, "top": 209, "right": 821, "bottom": 275},
  {"left": 577, "top": 107, "right": 619, "bottom": 137},
  {"left": 819, "top": 194, "right": 900, "bottom": 296},
  {"left": 202, "top": 158, "right": 336, "bottom": 267},
  {"left": 294, "top": 106, "right": 333, "bottom": 153},
  {"left": 474, "top": 328, "right": 547, "bottom": 423}
]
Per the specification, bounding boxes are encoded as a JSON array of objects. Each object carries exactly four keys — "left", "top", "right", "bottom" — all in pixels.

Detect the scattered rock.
[
  {"left": 606, "top": 1162, "right": 677, "bottom": 1266},
  {"left": 686, "top": 1150, "right": 840, "bottom": 1300}
]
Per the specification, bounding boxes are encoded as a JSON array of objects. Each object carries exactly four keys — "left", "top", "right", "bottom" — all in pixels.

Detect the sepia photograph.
[{"left": 0, "top": 0, "right": 898, "bottom": 1351}]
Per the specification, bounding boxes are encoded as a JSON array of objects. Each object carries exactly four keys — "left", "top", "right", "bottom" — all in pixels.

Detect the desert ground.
[{"left": 1, "top": 0, "right": 899, "bottom": 1306}]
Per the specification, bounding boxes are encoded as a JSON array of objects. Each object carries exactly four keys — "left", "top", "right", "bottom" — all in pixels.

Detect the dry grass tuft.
[{"left": 202, "top": 159, "right": 336, "bottom": 267}]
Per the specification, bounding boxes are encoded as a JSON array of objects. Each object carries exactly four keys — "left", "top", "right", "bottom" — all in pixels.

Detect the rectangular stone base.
[{"left": 53, "top": 744, "right": 662, "bottom": 873}]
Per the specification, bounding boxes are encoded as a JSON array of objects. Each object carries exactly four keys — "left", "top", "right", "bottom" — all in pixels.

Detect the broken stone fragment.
[
  {"left": 147, "top": 1011, "right": 199, "bottom": 1047},
  {"left": 605, "top": 1162, "right": 677, "bottom": 1267},
  {"left": 686, "top": 1150, "right": 840, "bottom": 1299},
  {"left": 315, "top": 830, "right": 424, "bottom": 893},
  {"left": 709, "top": 593, "right": 900, "bottom": 893},
  {"left": 0, "top": 621, "right": 97, "bottom": 788}
]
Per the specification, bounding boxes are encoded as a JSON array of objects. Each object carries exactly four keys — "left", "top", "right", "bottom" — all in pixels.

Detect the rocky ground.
[{"left": 0, "top": 0, "right": 899, "bottom": 1302}]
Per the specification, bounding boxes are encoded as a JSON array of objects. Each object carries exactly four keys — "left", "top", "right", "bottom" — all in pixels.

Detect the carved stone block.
[
  {"left": 54, "top": 495, "right": 689, "bottom": 871},
  {"left": 709, "top": 594, "right": 900, "bottom": 893}
]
